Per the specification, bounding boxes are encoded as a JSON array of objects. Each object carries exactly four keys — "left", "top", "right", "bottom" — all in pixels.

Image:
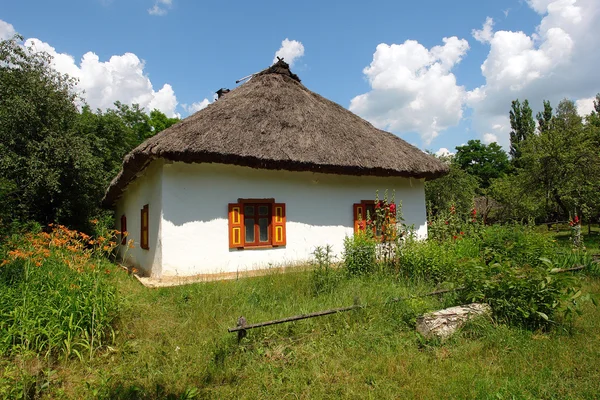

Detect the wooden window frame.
[
  {"left": 228, "top": 199, "right": 286, "bottom": 250},
  {"left": 120, "top": 214, "right": 127, "bottom": 245},
  {"left": 140, "top": 204, "right": 149, "bottom": 250},
  {"left": 353, "top": 200, "right": 395, "bottom": 240}
]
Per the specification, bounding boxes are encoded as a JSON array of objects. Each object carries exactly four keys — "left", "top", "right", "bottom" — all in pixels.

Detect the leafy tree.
[
  {"left": 0, "top": 35, "right": 179, "bottom": 236},
  {"left": 536, "top": 100, "right": 553, "bottom": 135},
  {"left": 454, "top": 140, "right": 511, "bottom": 189},
  {"left": 425, "top": 156, "right": 479, "bottom": 217},
  {"left": 0, "top": 35, "right": 103, "bottom": 231},
  {"left": 520, "top": 99, "right": 600, "bottom": 221},
  {"left": 509, "top": 99, "right": 535, "bottom": 165}
]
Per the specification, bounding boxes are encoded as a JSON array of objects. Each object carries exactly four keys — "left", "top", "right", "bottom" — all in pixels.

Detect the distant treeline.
[
  {"left": 0, "top": 36, "right": 178, "bottom": 238},
  {"left": 426, "top": 96, "right": 600, "bottom": 225}
]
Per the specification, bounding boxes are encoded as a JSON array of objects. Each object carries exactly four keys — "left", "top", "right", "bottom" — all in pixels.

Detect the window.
[
  {"left": 120, "top": 214, "right": 127, "bottom": 245},
  {"left": 353, "top": 200, "right": 396, "bottom": 240},
  {"left": 228, "top": 199, "right": 286, "bottom": 249},
  {"left": 140, "top": 204, "right": 149, "bottom": 250}
]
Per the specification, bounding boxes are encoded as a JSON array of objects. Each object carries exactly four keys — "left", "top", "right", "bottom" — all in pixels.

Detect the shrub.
[
  {"left": 480, "top": 224, "right": 554, "bottom": 267},
  {"left": 343, "top": 232, "right": 377, "bottom": 276},
  {"left": 459, "top": 259, "right": 587, "bottom": 330},
  {"left": 0, "top": 225, "right": 121, "bottom": 359}
]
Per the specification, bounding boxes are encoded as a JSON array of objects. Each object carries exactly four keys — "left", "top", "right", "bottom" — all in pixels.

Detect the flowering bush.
[
  {"left": 569, "top": 215, "right": 584, "bottom": 250},
  {"left": 428, "top": 204, "right": 481, "bottom": 242},
  {"left": 0, "top": 223, "right": 126, "bottom": 359}
]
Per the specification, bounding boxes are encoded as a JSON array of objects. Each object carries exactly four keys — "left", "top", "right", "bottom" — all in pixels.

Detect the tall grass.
[{"left": 0, "top": 225, "right": 121, "bottom": 360}]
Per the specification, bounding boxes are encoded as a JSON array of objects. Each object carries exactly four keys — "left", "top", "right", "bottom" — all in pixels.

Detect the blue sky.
[{"left": 1, "top": 0, "right": 599, "bottom": 155}]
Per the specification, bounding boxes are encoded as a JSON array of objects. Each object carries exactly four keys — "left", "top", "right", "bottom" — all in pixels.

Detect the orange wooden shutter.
[
  {"left": 120, "top": 214, "right": 127, "bottom": 245},
  {"left": 353, "top": 203, "right": 365, "bottom": 233},
  {"left": 272, "top": 203, "right": 286, "bottom": 246},
  {"left": 141, "top": 205, "right": 149, "bottom": 250},
  {"left": 228, "top": 203, "right": 243, "bottom": 249}
]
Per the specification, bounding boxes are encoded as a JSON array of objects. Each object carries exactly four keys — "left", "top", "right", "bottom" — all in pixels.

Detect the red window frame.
[
  {"left": 353, "top": 200, "right": 393, "bottom": 239},
  {"left": 140, "top": 204, "right": 149, "bottom": 250},
  {"left": 228, "top": 199, "right": 286, "bottom": 249}
]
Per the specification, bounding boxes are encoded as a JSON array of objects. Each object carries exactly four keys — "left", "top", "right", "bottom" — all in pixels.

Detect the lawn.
[{"left": 1, "top": 227, "right": 600, "bottom": 399}]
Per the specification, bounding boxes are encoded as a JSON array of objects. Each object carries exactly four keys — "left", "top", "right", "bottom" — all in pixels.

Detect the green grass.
[
  {"left": 1, "top": 227, "right": 600, "bottom": 399},
  {"left": 2, "top": 269, "right": 599, "bottom": 399}
]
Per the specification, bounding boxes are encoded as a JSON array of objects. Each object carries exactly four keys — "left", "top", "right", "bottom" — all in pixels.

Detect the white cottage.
[{"left": 102, "top": 60, "right": 448, "bottom": 280}]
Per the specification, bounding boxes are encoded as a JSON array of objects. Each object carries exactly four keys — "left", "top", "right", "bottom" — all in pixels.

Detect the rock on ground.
[{"left": 416, "top": 303, "right": 492, "bottom": 339}]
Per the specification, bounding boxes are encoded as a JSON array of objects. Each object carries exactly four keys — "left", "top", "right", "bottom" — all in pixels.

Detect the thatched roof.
[{"left": 102, "top": 60, "right": 448, "bottom": 207}]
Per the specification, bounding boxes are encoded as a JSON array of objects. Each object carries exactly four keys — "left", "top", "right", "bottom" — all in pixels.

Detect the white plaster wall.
[
  {"left": 160, "top": 162, "right": 427, "bottom": 277},
  {"left": 115, "top": 160, "right": 163, "bottom": 277}
]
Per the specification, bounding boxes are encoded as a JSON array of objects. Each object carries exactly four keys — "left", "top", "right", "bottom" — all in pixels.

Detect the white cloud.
[
  {"left": 148, "top": 0, "right": 173, "bottom": 16},
  {"left": 182, "top": 99, "right": 211, "bottom": 114},
  {"left": 22, "top": 36, "right": 179, "bottom": 117},
  {"left": 482, "top": 133, "right": 498, "bottom": 144},
  {"left": 575, "top": 97, "right": 596, "bottom": 116},
  {"left": 467, "top": 0, "right": 600, "bottom": 147},
  {"left": 472, "top": 17, "right": 494, "bottom": 43},
  {"left": 435, "top": 147, "right": 454, "bottom": 157},
  {"left": 273, "top": 39, "right": 305, "bottom": 67},
  {"left": 0, "top": 19, "right": 16, "bottom": 40},
  {"left": 349, "top": 37, "right": 469, "bottom": 145}
]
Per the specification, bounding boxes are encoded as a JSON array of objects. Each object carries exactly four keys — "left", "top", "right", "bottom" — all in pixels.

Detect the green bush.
[
  {"left": 480, "top": 224, "right": 554, "bottom": 267},
  {"left": 343, "top": 232, "right": 377, "bottom": 276},
  {"left": 459, "top": 259, "right": 587, "bottom": 330},
  {"left": 0, "top": 226, "right": 120, "bottom": 359}
]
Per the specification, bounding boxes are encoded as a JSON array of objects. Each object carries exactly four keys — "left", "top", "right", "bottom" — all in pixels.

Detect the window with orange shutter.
[
  {"left": 228, "top": 199, "right": 286, "bottom": 249},
  {"left": 140, "top": 204, "right": 149, "bottom": 250}
]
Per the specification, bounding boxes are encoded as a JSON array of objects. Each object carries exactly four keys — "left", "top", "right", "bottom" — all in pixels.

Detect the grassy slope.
[
  {"left": 41, "top": 271, "right": 600, "bottom": 399},
  {"left": 2, "top": 230, "right": 600, "bottom": 399}
]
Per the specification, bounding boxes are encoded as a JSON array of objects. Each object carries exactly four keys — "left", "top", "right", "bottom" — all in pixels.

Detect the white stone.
[{"left": 416, "top": 303, "right": 492, "bottom": 339}]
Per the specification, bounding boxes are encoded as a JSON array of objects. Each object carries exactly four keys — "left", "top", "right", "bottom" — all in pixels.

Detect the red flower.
[
  {"left": 453, "top": 235, "right": 458, "bottom": 240},
  {"left": 445, "top": 221, "right": 449, "bottom": 225},
  {"left": 358, "top": 221, "right": 366, "bottom": 230},
  {"left": 389, "top": 203, "right": 396, "bottom": 214},
  {"left": 366, "top": 219, "right": 372, "bottom": 226},
  {"left": 460, "top": 231, "right": 464, "bottom": 235},
  {"left": 574, "top": 215, "right": 579, "bottom": 224},
  {"left": 471, "top": 208, "right": 477, "bottom": 216}
]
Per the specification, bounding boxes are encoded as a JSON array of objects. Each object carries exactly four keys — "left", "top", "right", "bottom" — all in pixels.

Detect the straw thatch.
[{"left": 102, "top": 60, "right": 448, "bottom": 207}]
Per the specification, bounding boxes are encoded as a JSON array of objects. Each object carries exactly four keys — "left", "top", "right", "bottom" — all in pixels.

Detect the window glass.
[
  {"left": 245, "top": 205, "right": 255, "bottom": 216},
  {"left": 258, "top": 206, "right": 269, "bottom": 216},
  {"left": 245, "top": 218, "right": 255, "bottom": 242},
  {"left": 259, "top": 218, "right": 269, "bottom": 242}
]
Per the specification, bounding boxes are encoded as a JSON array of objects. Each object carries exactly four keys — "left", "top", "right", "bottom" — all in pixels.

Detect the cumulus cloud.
[
  {"left": 435, "top": 147, "right": 454, "bottom": 157},
  {"left": 472, "top": 17, "right": 494, "bottom": 43},
  {"left": 148, "top": 0, "right": 172, "bottom": 16},
  {"left": 482, "top": 133, "right": 499, "bottom": 144},
  {"left": 22, "top": 35, "right": 179, "bottom": 117},
  {"left": 182, "top": 99, "right": 211, "bottom": 114},
  {"left": 273, "top": 39, "right": 304, "bottom": 67},
  {"left": 467, "top": 0, "right": 600, "bottom": 147},
  {"left": 575, "top": 97, "right": 596, "bottom": 116},
  {"left": 0, "top": 19, "right": 16, "bottom": 40},
  {"left": 349, "top": 37, "right": 469, "bottom": 145}
]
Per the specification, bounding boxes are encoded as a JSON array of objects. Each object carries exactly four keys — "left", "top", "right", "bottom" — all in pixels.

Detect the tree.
[
  {"left": 454, "top": 140, "right": 511, "bottom": 189},
  {"left": 520, "top": 99, "right": 600, "bottom": 221},
  {"left": 425, "top": 155, "right": 479, "bottom": 218},
  {"left": 0, "top": 35, "right": 180, "bottom": 237},
  {"left": 509, "top": 99, "right": 535, "bottom": 165},
  {"left": 536, "top": 100, "right": 553, "bottom": 135},
  {"left": 0, "top": 35, "right": 103, "bottom": 231}
]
